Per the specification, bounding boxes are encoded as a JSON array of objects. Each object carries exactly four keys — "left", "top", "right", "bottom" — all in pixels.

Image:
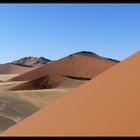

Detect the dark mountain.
[{"left": 11, "top": 57, "right": 51, "bottom": 67}]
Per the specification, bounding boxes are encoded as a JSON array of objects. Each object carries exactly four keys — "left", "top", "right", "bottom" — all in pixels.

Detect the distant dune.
[
  {"left": 0, "top": 57, "right": 51, "bottom": 75},
  {"left": 0, "top": 63, "right": 34, "bottom": 74},
  {"left": 2, "top": 51, "right": 140, "bottom": 136},
  {"left": 9, "top": 51, "right": 119, "bottom": 81},
  {"left": 8, "top": 75, "right": 86, "bottom": 91}
]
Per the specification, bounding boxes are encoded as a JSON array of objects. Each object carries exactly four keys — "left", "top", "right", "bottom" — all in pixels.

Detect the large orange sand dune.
[
  {"left": 1, "top": 51, "right": 140, "bottom": 136},
  {"left": 9, "top": 51, "right": 118, "bottom": 81}
]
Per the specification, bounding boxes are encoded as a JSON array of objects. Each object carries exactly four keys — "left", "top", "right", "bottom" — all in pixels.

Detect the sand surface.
[
  {"left": 0, "top": 94, "right": 39, "bottom": 132},
  {"left": 0, "top": 51, "right": 119, "bottom": 135},
  {"left": 0, "top": 74, "right": 19, "bottom": 81},
  {"left": 0, "top": 64, "right": 34, "bottom": 74},
  {"left": 0, "top": 74, "right": 87, "bottom": 133},
  {"left": 9, "top": 75, "right": 86, "bottom": 91},
  {"left": 2, "top": 51, "right": 140, "bottom": 136},
  {"left": 10, "top": 52, "right": 118, "bottom": 81}
]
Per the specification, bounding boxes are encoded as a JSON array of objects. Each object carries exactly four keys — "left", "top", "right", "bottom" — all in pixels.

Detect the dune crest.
[{"left": 9, "top": 51, "right": 119, "bottom": 81}]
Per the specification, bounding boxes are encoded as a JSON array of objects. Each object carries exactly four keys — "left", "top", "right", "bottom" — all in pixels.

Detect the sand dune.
[
  {"left": 0, "top": 74, "right": 87, "bottom": 133},
  {"left": 0, "top": 95, "right": 39, "bottom": 132},
  {"left": 8, "top": 75, "right": 86, "bottom": 91},
  {"left": 0, "top": 56, "right": 51, "bottom": 75},
  {"left": 9, "top": 51, "right": 119, "bottom": 81},
  {"left": 0, "top": 74, "right": 19, "bottom": 81},
  {"left": 0, "top": 64, "right": 34, "bottom": 74},
  {"left": 2, "top": 51, "right": 140, "bottom": 136}
]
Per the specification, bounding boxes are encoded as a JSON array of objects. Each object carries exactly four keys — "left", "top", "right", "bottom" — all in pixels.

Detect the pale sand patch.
[
  {"left": 0, "top": 77, "right": 86, "bottom": 133},
  {"left": 3, "top": 88, "right": 72, "bottom": 108},
  {"left": 0, "top": 74, "right": 19, "bottom": 81},
  {"left": 0, "top": 88, "right": 72, "bottom": 133},
  {"left": 0, "top": 81, "right": 24, "bottom": 91},
  {"left": 0, "top": 94, "right": 39, "bottom": 132}
]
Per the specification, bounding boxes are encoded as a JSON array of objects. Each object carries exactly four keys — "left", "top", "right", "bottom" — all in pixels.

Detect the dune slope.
[
  {"left": 0, "top": 64, "right": 34, "bottom": 74},
  {"left": 8, "top": 75, "right": 86, "bottom": 91},
  {"left": 9, "top": 51, "right": 119, "bottom": 81},
  {"left": 1, "top": 51, "right": 140, "bottom": 136}
]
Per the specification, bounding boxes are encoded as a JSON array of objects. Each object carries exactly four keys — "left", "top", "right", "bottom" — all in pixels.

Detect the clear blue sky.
[{"left": 0, "top": 4, "right": 140, "bottom": 63}]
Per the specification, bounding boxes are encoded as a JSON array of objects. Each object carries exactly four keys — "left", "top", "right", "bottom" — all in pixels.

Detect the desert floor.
[
  {"left": 0, "top": 74, "right": 19, "bottom": 81},
  {"left": 0, "top": 74, "right": 87, "bottom": 133}
]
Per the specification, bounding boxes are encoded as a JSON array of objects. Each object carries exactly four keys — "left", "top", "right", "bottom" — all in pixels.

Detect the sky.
[{"left": 0, "top": 4, "right": 140, "bottom": 63}]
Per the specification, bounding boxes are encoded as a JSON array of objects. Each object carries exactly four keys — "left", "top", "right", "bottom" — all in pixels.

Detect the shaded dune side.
[
  {"left": 8, "top": 75, "right": 86, "bottom": 91},
  {"left": 2, "top": 51, "right": 140, "bottom": 136},
  {"left": 9, "top": 52, "right": 118, "bottom": 81},
  {"left": 0, "top": 64, "right": 34, "bottom": 74}
]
